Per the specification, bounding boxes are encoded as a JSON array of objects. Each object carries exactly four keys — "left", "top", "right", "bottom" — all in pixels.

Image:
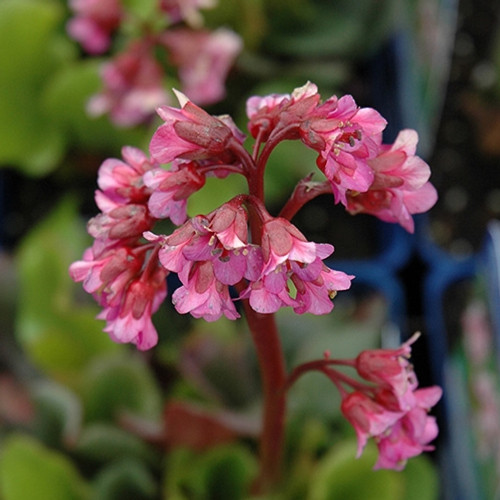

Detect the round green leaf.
[{"left": 0, "top": 434, "right": 90, "bottom": 500}]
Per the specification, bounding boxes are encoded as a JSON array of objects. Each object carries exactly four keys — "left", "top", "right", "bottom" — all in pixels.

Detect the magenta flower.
[
  {"left": 345, "top": 129, "right": 438, "bottom": 232},
  {"left": 242, "top": 217, "right": 352, "bottom": 314},
  {"left": 374, "top": 387, "right": 442, "bottom": 470},
  {"left": 150, "top": 91, "right": 245, "bottom": 165},
  {"left": 162, "top": 28, "right": 242, "bottom": 105},
  {"left": 172, "top": 260, "right": 240, "bottom": 322},
  {"left": 341, "top": 392, "right": 404, "bottom": 457},
  {"left": 144, "top": 161, "right": 206, "bottom": 225},
  {"left": 87, "top": 41, "right": 169, "bottom": 127},
  {"left": 159, "top": 0, "right": 216, "bottom": 26},
  {"left": 96, "top": 146, "right": 156, "bottom": 205},
  {"left": 246, "top": 82, "right": 321, "bottom": 141},
  {"left": 100, "top": 268, "right": 168, "bottom": 350},
  {"left": 67, "top": 0, "right": 122, "bottom": 54},
  {"left": 355, "top": 333, "right": 418, "bottom": 404}
]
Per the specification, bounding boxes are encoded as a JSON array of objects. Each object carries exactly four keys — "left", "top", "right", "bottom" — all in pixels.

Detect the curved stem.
[{"left": 279, "top": 178, "right": 332, "bottom": 220}]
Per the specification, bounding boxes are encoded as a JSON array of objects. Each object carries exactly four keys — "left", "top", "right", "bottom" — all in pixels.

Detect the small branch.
[{"left": 279, "top": 177, "right": 332, "bottom": 220}]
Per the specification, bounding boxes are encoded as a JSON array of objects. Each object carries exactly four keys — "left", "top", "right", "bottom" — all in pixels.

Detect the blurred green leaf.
[
  {"left": 82, "top": 353, "right": 162, "bottom": 423},
  {"left": 15, "top": 197, "right": 120, "bottom": 383},
  {"left": 75, "top": 423, "right": 156, "bottom": 465},
  {"left": 32, "top": 380, "right": 82, "bottom": 448},
  {"left": 163, "top": 445, "right": 257, "bottom": 500},
  {"left": 0, "top": 0, "right": 74, "bottom": 175},
  {"left": 308, "top": 439, "right": 404, "bottom": 500},
  {"left": 0, "top": 434, "right": 90, "bottom": 500},
  {"left": 42, "top": 59, "right": 149, "bottom": 157},
  {"left": 92, "top": 458, "right": 157, "bottom": 500}
]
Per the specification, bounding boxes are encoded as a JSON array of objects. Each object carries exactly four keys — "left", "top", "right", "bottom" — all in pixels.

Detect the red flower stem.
[
  {"left": 279, "top": 178, "right": 332, "bottom": 220},
  {"left": 242, "top": 303, "right": 287, "bottom": 493}
]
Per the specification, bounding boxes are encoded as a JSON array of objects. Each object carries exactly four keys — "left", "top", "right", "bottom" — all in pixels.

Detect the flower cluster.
[
  {"left": 289, "top": 334, "right": 442, "bottom": 470},
  {"left": 71, "top": 82, "right": 440, "bottom": 469},
  {"left": 67, "top": 0, "right": 242, "bottom": 126},
  {"left": 341, "top": 335, "right": 442, "bottom": 470}
]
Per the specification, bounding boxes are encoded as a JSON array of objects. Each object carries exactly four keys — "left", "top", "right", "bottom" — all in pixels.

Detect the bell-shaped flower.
[
  {"left": 345, "top": 129, "right": 438, "bottom": 232},
  {"left": 96, "top": 146, "right": 156, "bottom": 206},
  {"left": 150, "top": 90, "right": 245, "bottom": 166},
  {"left": 144, "top": 160, "right": 206, "bottom": 225},
  {"left": 172, "top": 260, "right": 240, "bottom": 321}
]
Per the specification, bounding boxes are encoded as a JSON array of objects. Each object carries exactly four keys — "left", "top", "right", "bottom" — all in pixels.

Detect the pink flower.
[
  {"left": 67, "top": 0, "right": 121, "bottom": 54},
  {"left": 355, "top": 333, "right": 418, "bottom": 405},
  {"left": 144, "top": 161, "right": 206, "bottom": 225},
  {"left": 150, "top": 90, "right": 245, "bottom": 165},
  {"left": 159, "top": 0, "right": 216, "bottom": 26},
  {"left": 242, "top": 217, "right": 352, "bottom": 314},
  {"left": 345, "top": 129, "right": 438, "bottom": 232},
  {"left": 87, "top": 41, "right": 169, "bottom": 127},
  {"left": 162, "top": 28, "right": 242, "bottom": 105},
  {"left": 172, "top": 260, "right": 240, "bottom": 321},
  {"left": 338, "top": 336, "right": 442, "bottom": 469},
  {"left": 100, "top": 269, "right": 168, "bottom": 350},
  {"left": 311, "top": 95, "right": 387, "bottom": 205},
  {"left": 246, "top": 82, "right": 321, "bottom": 141},
  {"left": 341, "top": 392, "right": 404, "bottom": 457},
  {"left": 97, "top": 146, "right": 156, "bottom": 205},
  {"left": 374, "top": 387, "right": 442, "bottom": 470}
]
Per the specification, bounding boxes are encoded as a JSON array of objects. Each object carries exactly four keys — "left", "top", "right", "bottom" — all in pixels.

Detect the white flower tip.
[{"left": 172, "top": 88, "right": 190, "bottom": 108}]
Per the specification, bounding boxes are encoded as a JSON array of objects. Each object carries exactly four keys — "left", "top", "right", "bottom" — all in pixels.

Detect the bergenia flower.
[
  {"left": 144, "top": 160, "right": 206, "bottom": 225},
  {"left": 87, "top": 41, "right": 169, "bottom": 127},
  {"left": 67, "top": 0, "right": 122, "bottom": 54},
  {"left": 150, "top": 90, "right": 245, "bottom": 165},
  {"left": 162, "top": 28, "right": 242, "bottom": 105},
  {"left": 159, "top": 0, "right": 216, "bottom": 26},
  {"left": 242, "top": 217, "right": 352, "bottom": 314},
  {"left": 339, "top": 337, "right": 442, "bottom": 470},
  {"left": 345, "top": 129, "right": 438, "bottom": 232}
]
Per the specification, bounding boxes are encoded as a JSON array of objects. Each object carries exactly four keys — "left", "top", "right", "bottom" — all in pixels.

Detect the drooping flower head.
[{"left": 345, "top": 129, "right": 438, "bottom": 232}]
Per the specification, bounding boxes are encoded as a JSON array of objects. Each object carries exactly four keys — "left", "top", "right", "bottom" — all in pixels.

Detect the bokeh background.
[{"left": 1, "top": 0, "right": 500, "bottom": 499}]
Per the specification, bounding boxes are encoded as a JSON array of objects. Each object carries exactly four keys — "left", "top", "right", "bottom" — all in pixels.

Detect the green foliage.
[
  {"left": 163, "top": 445, "right": 257, "bottom": 500},
  {"left": 81, "top": 353, "right": 162, "bottom": 423},
  {"left": 0, "top": 434, "right": 90, "bottom": 500},
  {"left": 75, "top": 424, "right": 157, "bottom": 465},
  {"left": 15, "top": 197, "right": 120, "bottom": 383},
  {"left": 42, "top": 60, "right": 149, "bottom": 156},
  {"left": 307, "top": 439, "right": 438, "bottom": 500},
  {"left": 92, "top": 458, "right": 158, "bottom": 500},
  {"left": 0, "top": 0, "right": 73, "bottom": 175}
]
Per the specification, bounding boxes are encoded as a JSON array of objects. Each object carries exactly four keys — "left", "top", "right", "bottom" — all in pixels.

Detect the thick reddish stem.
[{"left": 242, "top": 303, "right": 287, "bottom": 493}]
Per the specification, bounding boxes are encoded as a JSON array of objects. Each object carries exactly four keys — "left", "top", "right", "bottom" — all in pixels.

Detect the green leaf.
[
  {"left": 308, "top": 439, "right": 405, "bottom": 500},
  {"left": 32, "top": 381, "right": 82, "bottom": 448},
  {"left": 15, "top": 197, "right": 120, "bottom": 382},
  {"left": 0, "top": 434, "right": 90, "bottom": 500},
  {"left": 163, "top": 445, "right": 257, "bottom": 500},
  {"left": 82, "top": 353, "right": 162, "bottom": 423},
  {"left": 93, "top": 458, "right": 157, "bottom": 500},
  {"left": 0, "top": 0, "right": 74, "bottom": 174},
  {"left": 75, "top": 424, "right": 156, "bottom": 465},
  {"left": 42, "top": 59, "right": 150, "bottom": 157}
]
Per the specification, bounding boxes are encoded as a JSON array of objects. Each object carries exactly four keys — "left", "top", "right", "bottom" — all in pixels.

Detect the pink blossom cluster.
[
  {"left": 67, "top": 0, "right": 242, "bottom": 126},
  {"left": 71, "top": 83, "right": 437, "bottom": 349},
  {"left": 70, "top": 83, "right": 441, "bottom": 468},
  {"left": 295, "top": 334, "right": 442, "bottom": 469}
]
